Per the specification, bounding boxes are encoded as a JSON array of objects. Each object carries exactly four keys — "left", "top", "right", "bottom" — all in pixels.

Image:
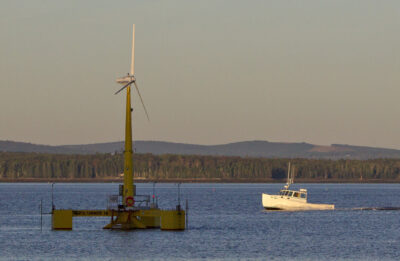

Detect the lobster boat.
[{"left": 262, "top": 163, "right": 334, "bottom": 211}]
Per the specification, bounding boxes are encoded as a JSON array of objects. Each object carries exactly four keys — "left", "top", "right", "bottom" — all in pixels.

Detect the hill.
[{"left": 1, "top": 140, "right": 400, "bottom": 159}]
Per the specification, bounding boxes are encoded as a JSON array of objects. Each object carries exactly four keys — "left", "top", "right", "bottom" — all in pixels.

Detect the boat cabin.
[{"left": 279, "top": 188, "right": 307, "bottom": 199}]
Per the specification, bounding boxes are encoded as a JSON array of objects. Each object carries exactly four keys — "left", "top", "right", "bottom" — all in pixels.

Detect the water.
[{"left": 0, "top": 183, "right": 400, "bottom": 260}]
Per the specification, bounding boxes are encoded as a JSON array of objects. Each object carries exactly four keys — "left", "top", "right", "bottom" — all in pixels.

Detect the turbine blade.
[
  {"left": 133, "top": 81, "right": 150, "bottom": 122},
  {"left": 130, "top": 24, "right": 135, "bottom": 76},
  {"left": 114, "top": 80, "right": 135, "bottom": 95}
]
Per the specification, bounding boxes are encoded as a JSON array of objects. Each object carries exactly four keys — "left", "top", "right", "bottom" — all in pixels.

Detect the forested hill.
[
  {"left": 1, "top": 152, "right": 400, "bottom": 182},
  {"left": 1, "top": 140, "right": 400, "bottom": 159}
]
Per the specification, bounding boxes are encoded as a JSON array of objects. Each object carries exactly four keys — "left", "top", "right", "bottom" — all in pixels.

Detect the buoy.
[{"left": 126, "top": 196, "right": 134, "bottom": 207}]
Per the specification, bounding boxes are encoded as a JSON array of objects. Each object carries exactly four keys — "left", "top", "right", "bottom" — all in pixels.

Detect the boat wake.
[
  {"left": 262, "top": 207, "right": 400, "bottom": 212},
  {"left": 349, "top": 207, "right": 400, "bottom": 211}
]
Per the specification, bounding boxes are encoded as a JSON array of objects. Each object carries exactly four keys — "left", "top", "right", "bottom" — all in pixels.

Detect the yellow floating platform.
[{"left": 52, "top": 208, "right": 185, "bottom": 231}]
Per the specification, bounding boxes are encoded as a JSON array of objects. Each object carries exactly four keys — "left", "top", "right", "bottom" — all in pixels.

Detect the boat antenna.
[
  {"left": 291, "top": 165, "right": 295, "bottom": 184},
  {"left": 285, "top": 162, "right": 291, "bottom": 189}
]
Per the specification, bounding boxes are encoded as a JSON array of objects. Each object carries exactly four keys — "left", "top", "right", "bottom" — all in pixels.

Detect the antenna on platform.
[
  {"left": 51, "top": 183, "right": 55, "bottom": 210},
  {"left": 186, "top": 198, "right": 189, "bottom": 230},
  {"left": 177, "top": 183, "right": 182, "bottom": 210}
]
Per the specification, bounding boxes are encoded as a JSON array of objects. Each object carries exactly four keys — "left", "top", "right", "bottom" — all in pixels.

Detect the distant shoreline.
[
  {"left": 0, "top": 178, "right": 399, "bottom": 183},
  {"left": 2, "top": 140, "right": 400, "bottom": 159}
]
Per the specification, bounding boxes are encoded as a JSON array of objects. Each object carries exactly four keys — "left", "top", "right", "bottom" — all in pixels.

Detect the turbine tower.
[{"left": 115, "top": 24, "right": 149, "bottom": 208}]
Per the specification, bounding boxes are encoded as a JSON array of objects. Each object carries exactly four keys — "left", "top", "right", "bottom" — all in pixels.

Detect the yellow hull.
[{"left": 52, "top": 208, "right": 185, "bottom": 231}]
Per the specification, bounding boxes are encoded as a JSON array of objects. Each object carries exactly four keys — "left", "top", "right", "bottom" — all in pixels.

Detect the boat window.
[
  {"left": 284, "top": 191, "right": 289, "bottom": 196},
  {"left": 293, "top": 192, "right": 299, "bottom": 197},
  {"left": 300, "top": 193, "right": 306, "bottom": 198},
  {"left": 288, "top": 192, "right": 293, "bottom": 197}
]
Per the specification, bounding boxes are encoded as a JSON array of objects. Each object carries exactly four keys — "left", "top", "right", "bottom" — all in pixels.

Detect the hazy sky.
[{"left": 1, "top": 0, "right": 399, "bottom": 148}]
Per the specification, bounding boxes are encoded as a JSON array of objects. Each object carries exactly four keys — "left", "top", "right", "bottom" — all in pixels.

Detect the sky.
[{"left": 1, "top": 0, "right": 399, "bottom": 149}]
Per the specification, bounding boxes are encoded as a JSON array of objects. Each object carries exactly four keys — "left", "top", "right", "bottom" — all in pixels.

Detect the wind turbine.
[
  {"left": 115, "top": 24, "right": 150, "bottom": 121},
  {"left": 51, "top": 25, "right": 187, "bottom": 231},
  {"left": 115, "top": 24, "right": 149, "bottom": 209}
]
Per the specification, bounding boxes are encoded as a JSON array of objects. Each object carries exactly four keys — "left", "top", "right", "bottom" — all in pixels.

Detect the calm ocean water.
[{"left": 0, "top": 183, "right": 399, "bottom": 260}]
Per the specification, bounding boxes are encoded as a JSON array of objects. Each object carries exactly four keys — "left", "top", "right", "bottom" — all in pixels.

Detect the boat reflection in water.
[{"left": 262, "top": 163, "right": 334, "bottom": 211}]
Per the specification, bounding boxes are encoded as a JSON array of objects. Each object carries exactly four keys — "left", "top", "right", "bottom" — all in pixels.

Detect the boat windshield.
[{"left": 280, "top": 190, "right": 306, "bottom": 199}]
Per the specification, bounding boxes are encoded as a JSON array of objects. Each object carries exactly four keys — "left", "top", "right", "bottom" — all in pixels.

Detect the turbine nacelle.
[{"left": 116, "top": 74, "right": 135, "bottom": 85}]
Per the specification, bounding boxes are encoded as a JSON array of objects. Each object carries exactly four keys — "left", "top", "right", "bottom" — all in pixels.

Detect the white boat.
[{"left": 262, "top": 163, "right": 334, "bottom": 211}]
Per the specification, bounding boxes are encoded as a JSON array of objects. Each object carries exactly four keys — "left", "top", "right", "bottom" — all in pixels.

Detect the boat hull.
[{"left": 262, "top": 193, "right": 334, "bottom": 211}]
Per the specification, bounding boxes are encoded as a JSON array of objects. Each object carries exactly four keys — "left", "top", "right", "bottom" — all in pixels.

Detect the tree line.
[{"left": 1, "top": 152, "right": 400, "bottom": 181}]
